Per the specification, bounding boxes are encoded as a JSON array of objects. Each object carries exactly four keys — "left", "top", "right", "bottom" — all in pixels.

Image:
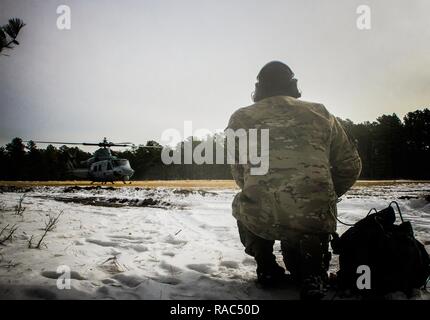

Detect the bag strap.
[
  {"left": 334, "top": 202, "right": 404, "bottom": 228},
  {"left": 366, "top": 208, "right": 377, "bottom": 216},
  {"left": 333, "top": 207, "right": 378, "bottom": 227},
  {"left": 424, "top": 276, "right": 430, "bottom": 291},
  {"left": 389, "top": 201, "right": 404, "bottom": 223},
  {"left": 333, "top": 215, "right": 355, "bottom": 227}
]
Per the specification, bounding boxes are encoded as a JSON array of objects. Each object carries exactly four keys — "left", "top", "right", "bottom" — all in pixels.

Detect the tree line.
[
  {"left": 0, "top": 108, "right": 429, "bottom": 181},
  {"left": 338, "top": 108, "right": 430, "bottom": 180}
]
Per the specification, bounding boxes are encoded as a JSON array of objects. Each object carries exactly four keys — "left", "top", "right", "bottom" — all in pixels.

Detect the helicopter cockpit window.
[{"left": 113, "top": 159, "right": 128, "bottom": 167}]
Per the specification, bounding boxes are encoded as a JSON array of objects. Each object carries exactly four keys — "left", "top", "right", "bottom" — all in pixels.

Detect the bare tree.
[
  {"left": 29, "top": 210, "right": 64, "bottom": 249},
  {"left": 44, "top": 210, "right": 63, "bottom": 232},
  {"left": 0, "top": 224, "right": 18, "bottom": 245},
  {"left": 28, "top": 229, "right": 49, "bottom": 249},
  {"left": 14, "top": 194, "right": 26, "bottom": 217}
]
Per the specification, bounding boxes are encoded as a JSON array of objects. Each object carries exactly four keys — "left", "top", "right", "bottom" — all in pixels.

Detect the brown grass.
[
  {"left": 1, "top": 179, "right": 429, "bottom": 189},
  {"left": 0, "top": 180, "right": 239, "bottom": 189}
]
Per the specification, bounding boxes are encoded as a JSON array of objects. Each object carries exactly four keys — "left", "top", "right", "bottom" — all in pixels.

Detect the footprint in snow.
[
  {"left": 86, "top": 238, "right": 118, "bottom": 247},
  {"left": 109, "top": 234, "right": 145, "bottom": 241},
  {"left": 111, "top": 274, "right": 143, "bottom": 288},
  {"left": 101, "top": 278, "right": 121, "bottom": 287},
  {"left": 162, "top": 251, "right": 176, "bottom": 257},
  {"left": 186, "top": 264, "right": 215, "bottom": 274},
  {"left": 127, "top": 244, "right": 148, "bottom": 252},
  {"left": 164, "top": 235, "right": 187, "bottom": 246},
  {"left": 85, "top": 238, "right": 147, "bottom": 252},
  {"left": 151, "top": 275, "right": 181, "bottom": 285},
  {"left": 220, "top": 260, "right": 239, "bottom": 269},
  {"left": 159, "top": 261, "right": 182, "bottom": 274}
]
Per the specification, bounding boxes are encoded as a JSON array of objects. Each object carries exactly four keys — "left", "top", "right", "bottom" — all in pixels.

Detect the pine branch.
[{"left": 0, "top": 18, "right": 25, "bottom": 54}]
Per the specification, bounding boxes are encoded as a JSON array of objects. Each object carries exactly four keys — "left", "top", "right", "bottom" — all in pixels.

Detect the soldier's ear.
[
  {"left": 252, "top": 82, "right": 264, "bottom": 102},
  {"left": 289, "top": 78, "right": 302, "bottom": 98}
]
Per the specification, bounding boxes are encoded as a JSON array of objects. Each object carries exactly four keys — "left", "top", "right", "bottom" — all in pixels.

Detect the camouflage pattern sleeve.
[
  {"left": 231, "top": 164, "right": 245, "bottom": 189},
  {"left": 226, "top": 110, "right": 245, "bottom": 189},
  {"left": 329, "top": 116, "right": 362, "bottom": 197}
]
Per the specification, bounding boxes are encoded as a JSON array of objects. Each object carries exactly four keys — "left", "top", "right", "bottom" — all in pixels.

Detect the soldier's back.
[{"left": 229, "top": 95, "right": 338, "bottom": 238}]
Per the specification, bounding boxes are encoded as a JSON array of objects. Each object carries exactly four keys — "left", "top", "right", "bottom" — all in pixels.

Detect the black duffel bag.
[{"left": 331, "top": 202, "right": 430, "bottom": 298}]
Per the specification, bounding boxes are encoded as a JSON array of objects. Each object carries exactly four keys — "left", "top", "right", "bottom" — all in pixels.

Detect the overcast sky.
[{"left": 1, "top": 0, "right": 429, "bottom": 149}]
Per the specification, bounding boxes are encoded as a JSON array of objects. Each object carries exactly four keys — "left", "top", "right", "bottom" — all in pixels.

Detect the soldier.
[{"left": 226, "top": 61, "right": 362, "bottom": 300}]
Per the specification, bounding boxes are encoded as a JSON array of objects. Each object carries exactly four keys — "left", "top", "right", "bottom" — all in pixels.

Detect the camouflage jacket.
[{"left": 226, "top": 96, "right": 362, "bottom": 239}]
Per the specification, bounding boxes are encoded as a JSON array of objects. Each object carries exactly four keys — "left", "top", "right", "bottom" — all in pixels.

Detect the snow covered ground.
[{"left": 0, "top": 183, "right": 429, "bottom": 300}]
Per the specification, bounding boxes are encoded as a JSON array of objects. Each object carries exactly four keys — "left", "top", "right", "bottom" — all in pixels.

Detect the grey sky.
[{"left": 1, "top": 0, "right": 429, "bottom": 149}]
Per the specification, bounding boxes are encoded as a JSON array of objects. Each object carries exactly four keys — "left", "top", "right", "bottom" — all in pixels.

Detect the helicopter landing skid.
[{"left": 90, "top": 181, "right": 117, "bottom": 185}]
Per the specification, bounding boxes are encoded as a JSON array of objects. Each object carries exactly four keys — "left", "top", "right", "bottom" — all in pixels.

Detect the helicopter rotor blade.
[
  {"left": 104, "top": 143, "right": 133, "bottom": 147},
  {"left": 23, "top": 140, "right": 88, "bottom": 146},
  {"left": 82, "top": 142, "right": 109, "bottom": 146},
  {"left": 24, "top": 140, "right": 154, "bottom": 148}
]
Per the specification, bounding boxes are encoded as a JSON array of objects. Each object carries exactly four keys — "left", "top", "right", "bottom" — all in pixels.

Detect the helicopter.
[{"left": 24, "top": 138, "right": 160, "bottom": 184}]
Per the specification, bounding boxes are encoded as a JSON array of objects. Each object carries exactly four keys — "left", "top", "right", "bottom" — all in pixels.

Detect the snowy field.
[{"left": 0, "top": 183, "right": 429, "bottom": 300}]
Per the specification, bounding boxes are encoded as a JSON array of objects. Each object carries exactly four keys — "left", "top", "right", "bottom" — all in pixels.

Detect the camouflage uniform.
[{"left": 226, "top": 95, "right": 361, "bottom": 281}]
